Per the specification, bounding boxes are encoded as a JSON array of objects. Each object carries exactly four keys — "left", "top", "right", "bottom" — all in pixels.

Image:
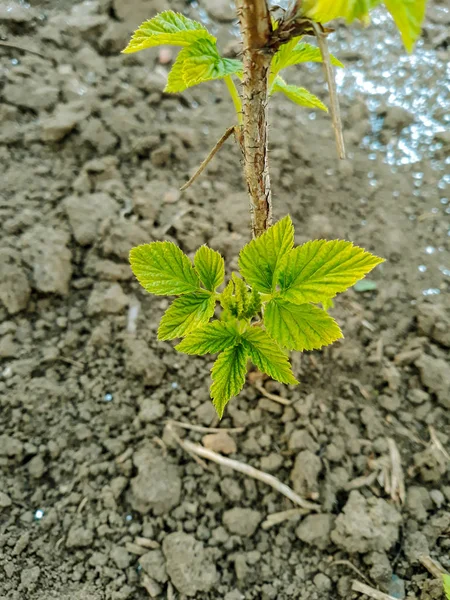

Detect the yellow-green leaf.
[
  {"left": 165, "top": 38, "right": 242, "bottom": 93},
  {"left": 122, "top": 11, "right": 215, "bottom": 54},
  {"left": 279, "top": 239, "right": 384, "bottom": 304},
  {"left": 238, "top": 215, "right": 294, "bottom": 294},
  {"left": 211, "top": 344, "right": 248, "bottom": 418},
  {"left": 176, "top": 320, "right": 239, "bottom": 355},
  {"left": 157, "top": 291, "right": 215, "bottom": 340},
  {"left": 241, "top": 327, "right": 298, "bottom": 385},
  {"left": 265, "top": 299, "right": 343, "bottom": 351},
  {"left": 301, "top": 0, "right": 380, "bottom": 24},
  {"left": 130, "top": 242, "right": 199, "bottom": 296},
  {"left": 443, "top": 574, "right": 450, "bottom": 600},
  {"left": 272, "top": 77, "right": 328, "bottom": 112},
  {"left": 194, "top": 245, "right": 225, "bottom": 292},
  {"left": 384, "top": 0, "right": 427, "bottom": 52},
  {"left": 270, "top": 38, "right": 343, "bottom": 86}
]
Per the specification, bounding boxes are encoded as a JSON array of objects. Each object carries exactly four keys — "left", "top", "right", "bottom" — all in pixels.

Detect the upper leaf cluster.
[
  {"left": 130, "top": 216, "right": 384, "bottom": 417},
  {"left": 122, "top": 11, "right": 343, "bottom": 113}
]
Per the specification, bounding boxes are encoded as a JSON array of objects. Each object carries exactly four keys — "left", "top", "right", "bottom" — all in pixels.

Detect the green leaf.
[
  {"left": 272, "top": 76, "right": 328, "bottom": 111},
  {"left": 238, "top": 215, "right": 294, "bottom": 294},
  {"left": 232, "top": 273, "right": 250, "bottom": 318},
  {"left": 301, "top": 0, "right": 381, "bottom": 24},
  {"left": 211, "top": 344, "right": 248, "bottom": 418},
  {"left": 443, "top": 575, "right": 450, "bottom": 600},
  {"left": 176, "top": 320, "right": 239, "bottom": 355},
  {"left": 384, "top": 0, "right": 426, "bottom": 52},
  {"left": 265, "top": 298, "right": 343, "bottom": 351},
  {"left": 243, "top": 287, "right": 262, "bottom": 319},
  {"left": 194, "top": 245, "right": 225, "bottom": 292},
  {"left": 270, "top": 38, "right": 343, "bottom": 85},
  {"left": 157, "top": 291, "right": 215, "bottom": 340},
  {"left": 166, "top": 38, "right": 242, "bottom": 93},
  {"left": 321, "top": 297, "right": 335, "bottom": 311},
  {"left": 242, "top": 327, "right": 298, "bottom": 385},
  {"left": 279, "top": 239, "right": 384, "bottom": 304},
  {"left": 122, "top": 11, "right": 215, "bottom": 54},
  {"left": 130, "top": 242, "right": 199, "bottom": 296}
]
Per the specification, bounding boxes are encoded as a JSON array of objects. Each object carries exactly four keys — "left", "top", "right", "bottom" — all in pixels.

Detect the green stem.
[{"left": 225, "top": 76, "right": 243, "bottom": 124}]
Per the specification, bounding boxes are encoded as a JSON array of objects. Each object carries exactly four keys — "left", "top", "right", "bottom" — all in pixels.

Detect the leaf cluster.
[
  {"left": 122, "top": 2, "right": 427, "bottom": 116},
  {"left": 122, "top": 11, "right": 343, "bottom": 113},
  {"left": 130, "top": 216, "right": 383, "bottom": 417}
]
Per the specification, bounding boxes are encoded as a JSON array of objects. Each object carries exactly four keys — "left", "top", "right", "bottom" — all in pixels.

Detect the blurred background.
[{"left": 0, "top": 1, "right": 449, "bottom": 599}]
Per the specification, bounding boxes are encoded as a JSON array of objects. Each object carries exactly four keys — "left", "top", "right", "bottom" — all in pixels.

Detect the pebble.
[
  {"left": 66, "top": 526, "right": 94, "bottom": 548},
  {"left": 110, "top": 546, "right": 132, "bottom": 570},
  {"left": 223, "top": 508, "right": 262, "bottom": 537},
  {"left": 202, "top": 431, "right": 237, "bottom": 455},
  {"left": 162, "top": 532, "right": 218, "bottom": 596},
  {"left": 0, "top": 492, "right": 12, "bottom": 508}
]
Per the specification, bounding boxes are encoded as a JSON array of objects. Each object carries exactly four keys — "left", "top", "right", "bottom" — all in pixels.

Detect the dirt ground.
[{"left": 0, "top": 0, "right": 449, "bottom": 599}]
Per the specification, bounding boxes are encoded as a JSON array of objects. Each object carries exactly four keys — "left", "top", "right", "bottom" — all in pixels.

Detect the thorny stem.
[
  {"left": 224, "top": 76, "right": 243, "bottom": 124},
  {"left": 236, "top": 0, "right": 273, "bottom": 238}
]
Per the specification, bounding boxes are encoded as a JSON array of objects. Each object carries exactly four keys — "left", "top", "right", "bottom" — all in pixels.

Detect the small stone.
[
  {"left": 20, "top": 566, "right": 40, "bottom": 589},
  {"left": 202, "top": 431, "right": 237, "bottom": 455},
  {"left": 416, "top": 354, "right": 450, "bottom": 408},
  {"left": 0, "top": 492, "right": 12, "bottom": 508},
  {"left": 296, "top": 514, "right": 334, "bottom": 550},
  {"left": 139, "top": 398, "right": 166, "bottom": 423},
  {"left": 139, "top": 550, "right": 167, "bottom": 583},
  {"left": 331, "top": 491, "right": 402, "bottom": 553},
  {"left": 162, "top": 532, "right": 218, "bottom": 597},
  {"left": 0, "top": 250, "right": 31, "bottom": 314},
  {"left": 314, "top": 573, "right": 332, "bottom": 592},
  {"left": 21, "top": 225, "right": 72, "bottom": 295},
  {"left": 404, "top": 531, "right": 429, "bottom": 564},
  {"left": 66, "top": 525, "right": 94, "bottom": 548},
  {"left": 223, "top": 508, "right": 262, "bottom": 537},
  {"left": 87, "top": 283, "right": 128, "bottom": 315},
  {"left": 110, "top": 546, "right": 132, "bottom": 569},
  {"left": 0, "top": 435, "right": 23, "bottom": 459},
  {"left": 288, "top": 429, "right": 320, "bottom": 453},
  {"left": 65, "top": 193, "right": 119, "bottom": 245},
  {"left": 125, "top": 338, "right": 166, "bottom": 387},
  {"left": 40, "top": 105, "right": 86, "bottom": 142},
  {"left": 290, "top": 450, "right": 322, "bottom": 497},
  {"left": 129, "top": 447, "right": 181, "bottom": 515},
  {"left": 28, "top": 455, "right": 45, "bottom": 479},
  {"left": 260, "top": 453, "right": 283, "bottom": 473}
]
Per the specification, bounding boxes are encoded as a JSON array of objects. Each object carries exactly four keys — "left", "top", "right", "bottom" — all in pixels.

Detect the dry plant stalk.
[
  {"left": 352, "top": 580, "right": 398, "bottom": 600},
  {"left": 236, "top": 0, "right": 273, "bottom": 237},
  {"left": 167, "top": 423, "right": 319, "bottom": 511}
]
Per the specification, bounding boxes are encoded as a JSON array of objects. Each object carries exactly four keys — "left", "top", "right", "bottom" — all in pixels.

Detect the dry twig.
[
  {"left": 330, "top": 560, "right": 372, "bottom": 585},
  {"left": 311, "top": 22, "right": 346, "bottom": 159},
  {"left": 419, "top": 555, "right": 449, "bottom": 579},
  {"left": 254, "top": 382, "right": 292, "bottom": 406},
  {"left": 352, "top": 580, "right": 398, "bottom": 600},
  {"left": 180, "top": 126, "right": 235, "bottom": 191},
  {"left": 261, "top": 508, "right": 309, "bottom": 529},
  {"left": 169, "top": 420, "right": 245, "bottom": 434},
  {"left": 167, "top": 423, "right": 319, "bottom": 510},
  {"left": 387, "top": 437, "right": 406, "bottom": 504}
]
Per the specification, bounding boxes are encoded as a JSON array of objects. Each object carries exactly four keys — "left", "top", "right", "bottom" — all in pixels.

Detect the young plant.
[
  {"left": 130, "top": 218, "right": 382, "bottom": 417},
  {"left": 124, "top": 1, "right": 426, "bottom": 417}
]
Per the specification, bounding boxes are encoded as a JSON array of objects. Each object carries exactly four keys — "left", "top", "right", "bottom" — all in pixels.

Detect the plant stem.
[
  {"left": 225, "top": 76, "right": 243, "bottom": 124},
  {"left": 236, "top": 0, "right": 273, "bottom": 238}
]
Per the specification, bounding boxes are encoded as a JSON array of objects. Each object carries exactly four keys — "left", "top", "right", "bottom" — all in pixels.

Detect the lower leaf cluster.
[{"left": 130, "top": 215, "right": 383, "bottom": 417}]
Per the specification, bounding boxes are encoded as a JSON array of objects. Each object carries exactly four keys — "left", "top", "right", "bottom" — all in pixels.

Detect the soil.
[{"left": 1, "top": 1, "right": 449, "bottom": 599}]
